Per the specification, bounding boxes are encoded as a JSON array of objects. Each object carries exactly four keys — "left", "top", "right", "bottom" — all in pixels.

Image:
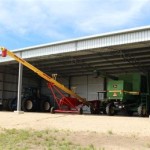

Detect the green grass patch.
[
  {"left": 146, "top": 143, "right": 150, "bottom": 148},
  {"left": 0, "top": 128, "right": 102, "bottom": 150},
  {"left": 107, "top": 130, "right": 113, "bottom": 135}
]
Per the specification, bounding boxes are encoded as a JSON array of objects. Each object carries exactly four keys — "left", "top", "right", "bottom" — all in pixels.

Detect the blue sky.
[{"left": 0, "top": 0, "right": 150, "bottom": 50}]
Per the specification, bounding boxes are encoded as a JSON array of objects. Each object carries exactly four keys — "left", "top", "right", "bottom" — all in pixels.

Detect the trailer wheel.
[
  {"left": 106, "top": 103, "right": 115, "bottom": 116},
  {"left": 137, "top": 105, "right": 147, "bottom": 117},
  {"left": 40, "top": 99, "right": 51, "bottom": 112},
  {"left": 22, "top": 98, "right": 35, "bottom": 112},
  {"left": 50, "top": 107, "right": 55, "bottom": 114}
]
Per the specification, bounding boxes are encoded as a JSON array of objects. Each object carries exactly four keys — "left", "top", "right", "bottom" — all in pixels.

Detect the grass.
[
  {"left": 0, "top": 128, "right": 100, "bottom": 150},
  {"left": 146, "top": 143, "right": 150, "bottom": 148},
  {"left": 107, "top": 130, "right": 113, "bottom": 135}
]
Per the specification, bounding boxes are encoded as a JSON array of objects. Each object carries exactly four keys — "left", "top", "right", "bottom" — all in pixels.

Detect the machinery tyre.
[
  {"left": 40, "top": 99, "right": 51, "bottom": 112},
  {"left": 50, "top": 107, "right": 55, "bottom": 114},
  {"left": 22, "top": 98, "right": 35, "bottom": 112},
  {"left": 137, "top": 105, "right": 147, "bottom": 117},
  {"left": 8, "top": 98, "right": 17, "bottom": 111},
  {"left": 106, "top": 103, "right": 115, "bottom": 116}
]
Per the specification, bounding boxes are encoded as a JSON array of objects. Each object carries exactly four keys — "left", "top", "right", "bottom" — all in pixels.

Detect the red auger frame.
[{"left": 47, "top": 83, "right": 83, "bottom": 114}]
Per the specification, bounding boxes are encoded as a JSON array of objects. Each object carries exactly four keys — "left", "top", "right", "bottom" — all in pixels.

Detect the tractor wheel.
[
  {"left": 50, "top": 107, "right": 55, "bottom": 114},
  {"left": 137, "top": 105, "right": 147, "bottom": 117},
  {"left": 40, "top": 99, "right": 51, "bottom": 112},
  {"left": 22, "top": 98, "right": 35, "bottom": 112},
  {"left": 106, "top": 103, "right": 115, "bottom": 116},
  {"left": 8, "top": 98, "right": 17, "bottom": 111}
]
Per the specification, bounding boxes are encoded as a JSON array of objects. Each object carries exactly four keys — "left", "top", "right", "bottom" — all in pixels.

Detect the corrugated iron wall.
[
  {"left": 70, "top": 75, "right": 104, "bottom": 101},
  {"left": 0, "top": 72, "right": 39, "bottom": 100}
]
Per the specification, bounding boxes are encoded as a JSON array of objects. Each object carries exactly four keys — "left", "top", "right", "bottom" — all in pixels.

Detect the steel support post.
[{"left": 14, "top": 62, "right": 24, "bottom": 114}]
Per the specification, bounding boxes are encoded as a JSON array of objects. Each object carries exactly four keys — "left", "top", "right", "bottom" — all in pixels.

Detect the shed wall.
[
  {"left": 40, "top": 75, "right": 104, "bottom": 101},
  {"left": 71, "top": 75, "right": 104, "bottom": 101},
  {"left": 0, "top": 73, "right": 104, "bottom": 105},
  {"left": 41, "top": 77, "right": 69, "bottom": 97},
  {"left": 0, "top": 72, "right": 38, "bottom": 100}
]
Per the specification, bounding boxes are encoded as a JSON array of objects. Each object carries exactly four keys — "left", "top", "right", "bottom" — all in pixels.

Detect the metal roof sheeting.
[{"left": 1, "top": 26, "right": 150, "bottom": 64}]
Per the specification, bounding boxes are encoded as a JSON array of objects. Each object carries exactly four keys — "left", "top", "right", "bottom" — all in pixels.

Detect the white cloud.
[
  {"left": 75, "top": 0, "right": 150, "bottom": 33},
  {"left": 0, "top": 0, "right": 149, "bottom": 42}
]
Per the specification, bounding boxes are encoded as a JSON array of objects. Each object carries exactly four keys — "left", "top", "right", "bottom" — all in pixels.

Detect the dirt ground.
[{"left": 0, "top": 111, "right": 150, "bottom": 149}]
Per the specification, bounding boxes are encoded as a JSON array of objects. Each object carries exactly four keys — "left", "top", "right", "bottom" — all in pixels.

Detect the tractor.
[{"left": 2, "top": 87, "right": 51, "bottom": 112}]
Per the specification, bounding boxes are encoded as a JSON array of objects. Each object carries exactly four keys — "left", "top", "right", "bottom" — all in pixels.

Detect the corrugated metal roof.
[
  {"left": 1, "top": 26, "right": 150, "bottom": 63},
  {"left": 1, "top": 26, "right": 150, "bottom": 77},
  {"left": 12, "top": 25, "right": 150, "bottom": 51}
]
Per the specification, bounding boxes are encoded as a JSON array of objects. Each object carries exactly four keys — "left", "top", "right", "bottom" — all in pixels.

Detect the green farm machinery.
[
  {"left": 95, "top": 73, "right": 150, "bottom": 117},
  {"left": 101, "top": 73, "right": 150, "bottom": 116}
]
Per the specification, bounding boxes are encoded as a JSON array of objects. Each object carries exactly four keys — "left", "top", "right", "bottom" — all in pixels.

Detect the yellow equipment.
[{"left": 1, "top": 47, "right": 90, "bottom": 107}]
